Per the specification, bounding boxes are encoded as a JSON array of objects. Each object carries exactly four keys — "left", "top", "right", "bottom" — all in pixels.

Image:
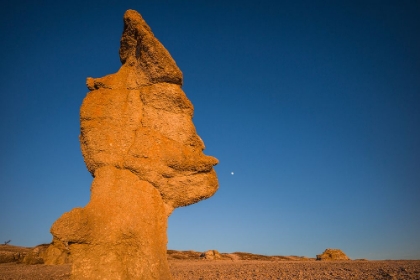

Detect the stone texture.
[
  {"left": 45, "top": 9, "right": 218, "bottom": 279},
  {"left": 316, "top": 248, "right": 350, "bottom": 261}
]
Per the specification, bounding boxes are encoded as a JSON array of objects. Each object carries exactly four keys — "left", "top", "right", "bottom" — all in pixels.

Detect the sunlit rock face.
[
  {"left": 316, "top": 249, "right": 350, "bottom": 261},
  {"left": 45, "top": 9, "right": 218, "bottom": 279}
]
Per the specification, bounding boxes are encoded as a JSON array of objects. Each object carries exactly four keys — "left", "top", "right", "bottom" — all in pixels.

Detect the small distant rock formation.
[
  {"left": 22, "top": 244, "right": 50, "bottom": 265},
  {"left": 316, "top": 249, "right": 350, "bottom": 261},
  {"left": 45, "top": 9, "right": 218, "bottom": 279},
  {"left": 200, "top": 250, "right": 223, "bottom": 260}
]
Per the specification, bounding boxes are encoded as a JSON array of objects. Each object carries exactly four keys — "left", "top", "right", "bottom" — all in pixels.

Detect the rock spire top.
[{"left": 119, "top": 9, "right": 183, "bottom": 85}]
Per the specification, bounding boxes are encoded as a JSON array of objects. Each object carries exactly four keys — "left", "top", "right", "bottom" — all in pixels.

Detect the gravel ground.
[
  {"left": 1, "top": 260, "right": 420, "bottom": 279},
  {"left": 170, "top": 260, "right": 420, "bottom": 280},
  {"left": 0, "top": 262, "right": 71, "bottom": 280}
]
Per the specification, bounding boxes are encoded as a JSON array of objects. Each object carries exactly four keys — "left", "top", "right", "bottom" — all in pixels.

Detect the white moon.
[{"left": 231, "top": 172, "right": 234, "bottom": 175}]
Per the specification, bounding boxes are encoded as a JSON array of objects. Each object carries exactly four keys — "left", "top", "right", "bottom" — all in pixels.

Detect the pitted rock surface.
[{"left": 45, "top": 9, "right": 218, "bottom": 279}]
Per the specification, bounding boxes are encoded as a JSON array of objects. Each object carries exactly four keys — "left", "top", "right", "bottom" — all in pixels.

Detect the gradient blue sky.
[{"left": 1, "top": 1, "right": 419, "bottom": 260}]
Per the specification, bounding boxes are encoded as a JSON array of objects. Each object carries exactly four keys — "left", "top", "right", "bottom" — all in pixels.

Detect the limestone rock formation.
[
  {"left": 316, "top": 249, "right": 350, "bottom": 261},
  {"left": 200, "top": 250, "right": 223, "bottom": 260},
  {"left": 45, "top": 9, "right": 218, "bottom": 279},
  {"left": 22, "top": 244, "right": 50, "bottom": 265}
]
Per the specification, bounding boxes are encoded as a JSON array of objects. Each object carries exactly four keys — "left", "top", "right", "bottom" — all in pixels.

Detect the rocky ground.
[
  {"left": 1, "top": 260, "right": 420, "bottom": 279},
  {"left": 0, "top": 262, "right": 71, "bottom": 280},
  {"left": 170, "top": 260, "right": 420, "bottom": 280},
  {"left": 1, "top": 246, "right": 420, "bottom": 279}
]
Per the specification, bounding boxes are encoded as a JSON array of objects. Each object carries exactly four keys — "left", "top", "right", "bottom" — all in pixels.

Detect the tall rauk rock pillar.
[{"left": 45, "top": 10, "right": 218, "bottom": 279}]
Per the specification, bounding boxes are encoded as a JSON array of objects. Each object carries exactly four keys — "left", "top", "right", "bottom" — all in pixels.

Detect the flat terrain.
[
  {"left": 1, "top": 246, "right": 419, "bottom": 279},
  {"left": 1, "top": 260, "right": 420, "bottom": 279},
  {"left": 170, "top": 260, "right": 420, "bottom": 280}
]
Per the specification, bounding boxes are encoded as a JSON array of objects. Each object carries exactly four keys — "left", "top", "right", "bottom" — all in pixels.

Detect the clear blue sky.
[{"left": 1, "top": 1, "right": 419, "bottom": 260}]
